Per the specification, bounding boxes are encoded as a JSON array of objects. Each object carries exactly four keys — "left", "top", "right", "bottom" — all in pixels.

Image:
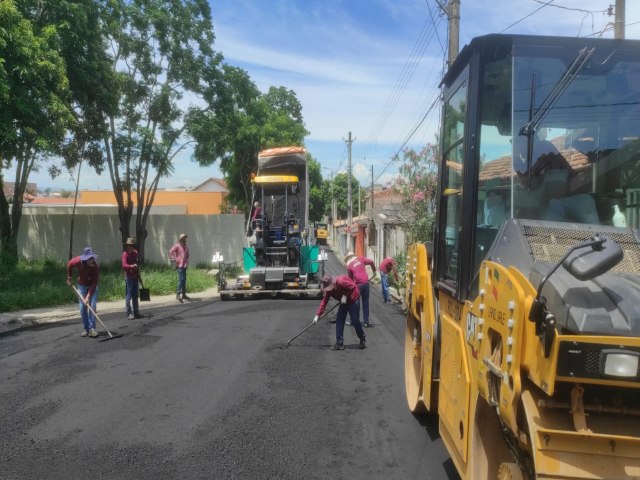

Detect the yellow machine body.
[{"left": 404, "top": 34, "right": 640, "bottom": 479}]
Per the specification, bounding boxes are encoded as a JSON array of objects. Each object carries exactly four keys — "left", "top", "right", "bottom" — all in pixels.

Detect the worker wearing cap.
[
  {"left": 169, "top": 233, "right": 190, "bottom": 302},
  {"left": 314, "top": 274, "right": 366, "bottom": 350},
  {"left": 345, "top": 252, "right": 376, "bottom": 327},
  {"left": 379, "top": 256, "right": 399, "bottom": 304},
  {"left": 67, "top": 246, "right": 100, "bottom": 338},
  {"left": 122, "top": 237, "right": 143, "bottom": 320}
]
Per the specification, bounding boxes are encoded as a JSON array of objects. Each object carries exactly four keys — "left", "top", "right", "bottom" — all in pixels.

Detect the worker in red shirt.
[
  {"left": 379, "top": 256, "right": 399, "bottom": 304},
  {"left": 251, "top": 201, "right": 262, "bottom": 221},
  {"left": 122, "top": 237, "right": 143, "bottom": 320},
  {"left": 345, "top": 252, "right": 376, "bottom": 327},
  {"left": 66, "top": 247, "right": 100, "bottom": 337},
  {"left": 314, "top": 274, "right": 366, "bottom": 350}
]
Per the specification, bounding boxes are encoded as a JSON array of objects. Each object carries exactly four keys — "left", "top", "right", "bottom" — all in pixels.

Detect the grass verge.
[{"left": 0, "top": 257, "right": 217, "bottom": 313}]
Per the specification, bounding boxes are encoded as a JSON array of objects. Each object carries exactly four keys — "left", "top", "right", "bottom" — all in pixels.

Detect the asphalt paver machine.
[{"left": 219, "top": 147, "right": 323, "bottom": 299}]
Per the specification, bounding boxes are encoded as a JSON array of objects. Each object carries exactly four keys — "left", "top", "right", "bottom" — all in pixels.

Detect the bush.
[{"left": 393, "top": 251, "right": 407, "bottom": 292}]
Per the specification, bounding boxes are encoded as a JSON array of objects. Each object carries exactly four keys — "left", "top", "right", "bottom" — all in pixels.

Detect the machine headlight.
[{"left": 601, "top": 350, "right": 640, "bottom": 378}]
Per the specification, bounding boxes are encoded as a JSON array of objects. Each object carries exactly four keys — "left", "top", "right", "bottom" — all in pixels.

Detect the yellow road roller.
[{"left": 405, "top": 34, "right": 640, "bottom": 479}]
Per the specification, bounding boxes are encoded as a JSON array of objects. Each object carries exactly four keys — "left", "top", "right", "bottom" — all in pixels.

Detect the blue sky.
[{"left": 7, "top": 0, "right": 640, "bottom": 191}]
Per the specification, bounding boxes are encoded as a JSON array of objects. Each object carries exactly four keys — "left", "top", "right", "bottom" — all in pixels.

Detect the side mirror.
[
  {"left": 562, "top": 236, "right": 623, "bottom": 281},
  {"left": 529, "top": 234, "right": 623, "bottom": 358}
]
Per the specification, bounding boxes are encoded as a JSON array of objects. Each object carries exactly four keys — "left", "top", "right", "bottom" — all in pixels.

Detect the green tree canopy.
[
  {"left": 99, "top": 0, "right": 229, "bottom": 260},
  {"left": 0, "top": 0, "right": 73, "bottom": 262},
  {"left": 307, "top": 154, "right": 325, "bottom": 222},
  {"left": 328, "top": 172, "right": 360, "bottom": 220},
  {"left": 206, "top": 80, "right": 308, "bottom": 212}
]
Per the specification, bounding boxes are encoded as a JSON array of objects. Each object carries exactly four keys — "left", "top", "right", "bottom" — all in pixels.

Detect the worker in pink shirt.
[
  {"left": 314, "top": 274, "right": 366, "bottom": 350},
  {"left": 345, "top": 252, "right": 376, "bottom": 327},
  {"left": 379, "top": 256, "right": 399, "bottom": 304},
  {"left": 169, "top": 233, "right": 190, "bottom": 302}
]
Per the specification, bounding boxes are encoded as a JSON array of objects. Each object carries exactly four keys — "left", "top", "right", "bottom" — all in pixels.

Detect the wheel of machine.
[
  {"left": 404, "top": 310, "right": 425, "bottom": 413},
  {"left": 497, "top": 462, "right": 524, "bottom": 480}
]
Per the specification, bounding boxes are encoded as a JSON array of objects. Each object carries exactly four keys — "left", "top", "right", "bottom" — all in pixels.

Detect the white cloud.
[
  {"left": 352, "top": 162, "right": 371, "bottom": 185},
  {"left": 6, "top": 0, "right": 640, "bottom": 191}
]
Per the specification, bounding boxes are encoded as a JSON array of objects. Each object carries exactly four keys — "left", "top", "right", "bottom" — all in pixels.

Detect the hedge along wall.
[{"left": 17, "top": 213, "right": 246, "bottom": 267}]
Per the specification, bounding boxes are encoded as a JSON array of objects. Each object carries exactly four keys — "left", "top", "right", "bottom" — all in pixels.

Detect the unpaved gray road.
[{"left": 0, "top": 252, "right": 457, "bottom": 480}]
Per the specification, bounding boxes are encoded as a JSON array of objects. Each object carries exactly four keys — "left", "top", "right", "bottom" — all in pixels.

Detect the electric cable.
[
  {"left": 374, "top": 92, "right": 441, "bottom": 183},
  {"left": 500, "top": 0, "right": 555, "bottom": 33},
  {"left": 358, "top": 13, "right": 440, "bottom": 166}
]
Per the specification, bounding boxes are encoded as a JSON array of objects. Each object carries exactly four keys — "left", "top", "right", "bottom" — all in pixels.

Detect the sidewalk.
[{"left": 0, "top": 287, "right": 220, "bottom": 335}]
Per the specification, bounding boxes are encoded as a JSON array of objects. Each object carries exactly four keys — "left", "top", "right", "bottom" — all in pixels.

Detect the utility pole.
[
  {"left": 435, "top": 0, "right": 460, "bottom": 68},
  {"left": 330, "top": 170, "right": 334, "bottom": 220},
  {"left": 614, "top": 0, "right": 626, "bottom": 39},
  {"left": 344, "top": 131, "right": 355, "bottom": 252},
  {"left": 358, "top": 184, "right": 361, "bottom": 217},
  {"left": 371, "top": 166, "right": 374, "bottom": 210}
]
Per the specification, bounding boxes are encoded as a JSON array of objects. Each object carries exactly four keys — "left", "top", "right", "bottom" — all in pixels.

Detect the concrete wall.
[
  {"left": 383, "top": 225, "right": 406, "bottom": 259},
  {"left": 17, "top": 213, "right": 246, "bottom": 267},
  {"left": 23, "top": 204, "right": 188, "bottom": 215}
]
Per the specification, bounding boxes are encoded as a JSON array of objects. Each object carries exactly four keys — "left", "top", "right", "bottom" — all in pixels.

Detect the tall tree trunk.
[
  {"left": 134, "top": 171, "right": 161, "bottom": 265},
  {"left": 1, "top": 147, "right": 36, "bottom": 265},
  {"left": 0, "top": 172, "right": 16, "bottom": 266},
  {"left": 104, "top": 132, "right": 133, "bottom": 247},
  {"left": 69, "top": 160, "right": 82, "bottom": 260},
  {"left": 117, "top": 202, "right": 133, "bottom": 245}
]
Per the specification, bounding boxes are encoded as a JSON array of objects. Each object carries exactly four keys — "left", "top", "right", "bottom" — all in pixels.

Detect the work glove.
[
  {"left": 313, "top": 315, "right": 319, "bottom": 324},
  {"left": 341, "top": 295, "right": 347, "bottom": 304}
]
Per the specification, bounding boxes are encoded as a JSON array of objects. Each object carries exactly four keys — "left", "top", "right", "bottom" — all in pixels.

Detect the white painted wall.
[{"left": 18, "top": 213, "right": 246, "bottom": 267}]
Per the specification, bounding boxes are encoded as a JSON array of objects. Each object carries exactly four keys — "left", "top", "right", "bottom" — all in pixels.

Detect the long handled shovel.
[
  {"left": 71, "top": 285, "right": 123, "bottom": 342},
  {"left": 280, "top": 301, "right": 341, "bottom": 349}
]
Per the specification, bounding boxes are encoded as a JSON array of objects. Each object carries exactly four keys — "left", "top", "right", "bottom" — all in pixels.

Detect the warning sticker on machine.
[{"left": 466, "top": 312, "right": 478, "bottom": 344}]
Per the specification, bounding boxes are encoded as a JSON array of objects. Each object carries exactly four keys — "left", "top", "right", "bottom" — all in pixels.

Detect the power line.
[
  {"left": 361, "top": 19, "right": 434, "bottom": 157},
  {"left": 391, "top": 10, "right": 445, "bottom": 145},
  {"left": 374, "top": 93, "right": 441, "bottom": 184},
  {"left": 584, "top": 19, "right": 640, "bottom": 37},
  {"left": 426, "top": 0, "right": 446, "bottom": 58},
  {"left": 500, "top": 0, "right": 555, "bottom": 33},
  {"left": 358, "top": 14, "right": 440, "bottom": 165},
  {"left": 379, "top": 11, "right": 446, "bottom": 179},
  {"left": 531, "top": 0, "right": 611, "bottom": 36},
  {"left": 531, "top": 0, "right": 606, "bottom": 15},
  {"left": 335, "top": 144, "right": 348, "bottom": 174}
]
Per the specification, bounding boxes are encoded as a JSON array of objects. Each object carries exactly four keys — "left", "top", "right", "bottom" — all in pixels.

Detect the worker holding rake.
[
  {"left": 315, "top": 274, "right": 366, "bottom": 351},
  {"left": 67, "top": 247, "right": 100, "bottom": 338}
]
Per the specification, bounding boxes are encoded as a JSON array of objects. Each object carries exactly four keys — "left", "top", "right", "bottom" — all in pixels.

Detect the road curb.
[{"left": 0, "top": 287, "right": 220, "bottom": 335}]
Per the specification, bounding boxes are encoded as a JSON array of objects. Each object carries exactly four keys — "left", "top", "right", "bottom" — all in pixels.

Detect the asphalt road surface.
[{"left": 0, "top": 250, "right": 458, "bottom": 480}]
